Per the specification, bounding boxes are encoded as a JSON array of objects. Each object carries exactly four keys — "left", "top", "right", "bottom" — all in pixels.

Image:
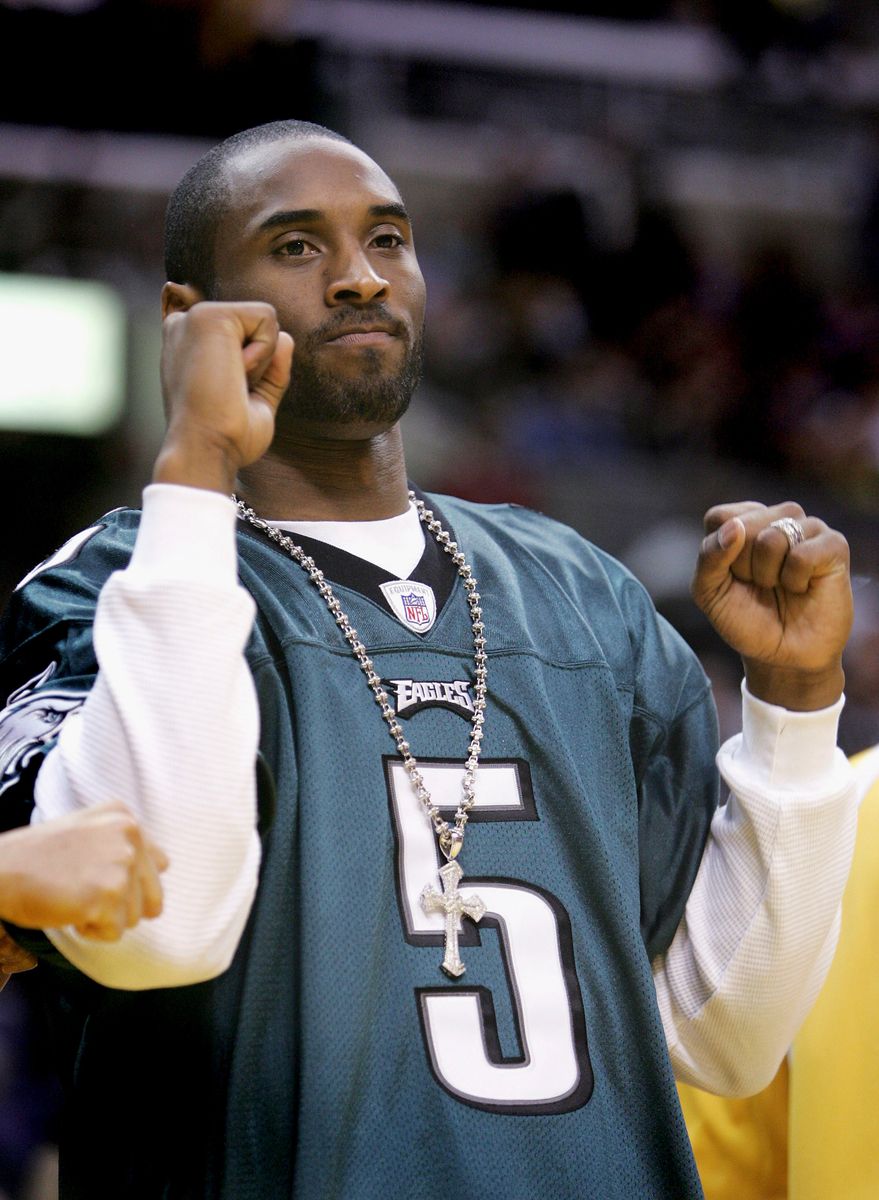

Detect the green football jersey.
[{"left": 0, "top": 493, "right": 717, "bottom": 1199}]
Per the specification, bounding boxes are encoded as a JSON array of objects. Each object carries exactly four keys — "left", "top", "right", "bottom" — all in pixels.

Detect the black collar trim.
[{"left": 237, "top": 487, "right": 459, "bottom": 634}]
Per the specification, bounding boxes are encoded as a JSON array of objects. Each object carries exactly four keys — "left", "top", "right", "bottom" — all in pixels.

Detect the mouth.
[
  {"left": 326, "top": 330, "right": 395, "bottom": 347},
  {"left": 322, "top": 322, "right": 401, "bottom": 348}
]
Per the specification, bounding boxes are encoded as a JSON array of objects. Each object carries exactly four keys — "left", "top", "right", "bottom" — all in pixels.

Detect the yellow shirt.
[{"left": 679, "top": 747, "right": 879, "bottom": 1200}]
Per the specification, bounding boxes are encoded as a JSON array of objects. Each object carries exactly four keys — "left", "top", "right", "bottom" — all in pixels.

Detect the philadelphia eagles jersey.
[{"left": 0, "top": 493, "right": 718, "bottom": 1199}]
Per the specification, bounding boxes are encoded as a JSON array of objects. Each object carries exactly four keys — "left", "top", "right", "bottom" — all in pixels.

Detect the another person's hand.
[
  {"left": 0, "top": 801, "right": 169, "bottom": 945},
  {"left": 0, "top": 921, "right": 37, "bottom": 992},
  {"left": 691, "top": 501, "right": 852, "bottom": 711},
  {"left": 154, "top": 296, "right": 294, "bottom": 494}
]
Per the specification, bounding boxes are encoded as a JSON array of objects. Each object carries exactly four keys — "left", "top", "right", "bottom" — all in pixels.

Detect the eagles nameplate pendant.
[{"left": 421, "top": 860, "right": 486, "bottom": 978}]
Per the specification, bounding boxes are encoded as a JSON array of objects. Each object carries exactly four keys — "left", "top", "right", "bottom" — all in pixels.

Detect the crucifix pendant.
[{"left": 420, "top": 860, "right": 486, "bottom": 978}]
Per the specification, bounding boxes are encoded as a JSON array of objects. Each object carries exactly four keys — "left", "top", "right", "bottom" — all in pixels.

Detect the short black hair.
[{"left": 164, "top": 119, "right": 352, "bottom": 294}]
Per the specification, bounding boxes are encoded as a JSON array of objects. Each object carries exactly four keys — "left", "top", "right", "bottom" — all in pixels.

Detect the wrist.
[
  {"left": 152, "top": 429, "right": 239, "bottom": 495},
  {"left": 742, "top": 658, "right": 845, "bottom": 711}
]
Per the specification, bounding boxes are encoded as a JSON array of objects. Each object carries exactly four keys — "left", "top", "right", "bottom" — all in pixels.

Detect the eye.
[
  {"left": 275, "top": 238, "right": 318, "bottom": 258},
  {"left": 372, "top": 231, "right": 405, "bottom": 249}
]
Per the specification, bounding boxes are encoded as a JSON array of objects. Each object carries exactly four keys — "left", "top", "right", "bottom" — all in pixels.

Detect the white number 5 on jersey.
[{"left": 385, "top": 756, "right": 593, "bottom": 1114}]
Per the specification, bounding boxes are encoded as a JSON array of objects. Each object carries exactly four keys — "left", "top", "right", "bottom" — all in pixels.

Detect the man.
[
  {"left": 0, "top": 120, "right": 857, "bottom": 1198},
  {"left": 679, "top": 742, "right": 879, "bottom": 1200}
]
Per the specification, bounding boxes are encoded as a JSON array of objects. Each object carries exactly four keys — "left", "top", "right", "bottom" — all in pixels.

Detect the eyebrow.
[
  {"left": 368, "top": 203, "right": 411, "bottom": 223},
  {"left": 258, "top": 203, "right": 412, "bottom": 233}
]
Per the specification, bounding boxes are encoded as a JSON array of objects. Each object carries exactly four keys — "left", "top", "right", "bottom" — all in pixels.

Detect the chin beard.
[{"left": 279, "top": 328, "right": 424, "bottom": 427}]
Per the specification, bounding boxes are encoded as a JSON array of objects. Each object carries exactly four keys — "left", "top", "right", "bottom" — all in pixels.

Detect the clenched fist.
[
  {"left": 0, "top": 800, "right": 169, "bottom": 988},
  {"left": 691, "top": 501, "right": 853, "bottom": 711},
  {"left": 154, "top": 295, "right": 294, "bottom": 495}
]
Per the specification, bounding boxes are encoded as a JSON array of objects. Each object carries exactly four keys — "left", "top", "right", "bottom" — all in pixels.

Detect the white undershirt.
[{"left": 271, "top": 503, "right": 426, "bottom": 579}]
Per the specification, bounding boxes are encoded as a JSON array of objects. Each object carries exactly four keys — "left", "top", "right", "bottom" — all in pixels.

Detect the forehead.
[{"left": 218, "top": 137, "right": 403, "bottom": 235}]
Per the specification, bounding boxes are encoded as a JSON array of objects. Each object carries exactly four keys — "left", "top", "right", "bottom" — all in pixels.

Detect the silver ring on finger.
[{"left": 769, "top": 516, "right": 806, "bottom": 550}]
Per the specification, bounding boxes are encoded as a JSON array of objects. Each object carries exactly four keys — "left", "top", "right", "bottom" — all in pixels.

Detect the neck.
[{"left": 236, "top": 423, "right": 410, "bottom": 521}]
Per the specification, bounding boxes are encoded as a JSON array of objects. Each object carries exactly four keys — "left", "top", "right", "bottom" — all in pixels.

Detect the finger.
[
  {"left": 125, "top": 870, "right": 145, "bottom": 930},
  {"left": 703, "top": 502, "right": 766, "bottom": 534},
  {"left": 239, "top": 308, "right": 281, "bottom": 379},
  {"left": 750, "top": 514, "right": 819, "bottom": 590},
  {"left": 0, "top": 924, "right": 38, "bottom": 972},
  {"left": 691, "top": 516, "right": 747, "bottom": 603},
  {"left": 76, "top": 915, "right": 126, "bottom": 942},
  {"left": 0, "top": 949, "right": 38, "bottom": 972},
  {"left": 169, "top": 300, "right": 278, "bottom": 391},
  {"left": 0, "top": 952, "right": 37, "bottom": 973},
  {"left": 0, "top": 956, "right": 38, "bottom": 985},
  {"left": 147, "top": 840, "right": 170, "bottom": 874},
  {"left": 722, "top": 502, "right": 807, "bottom": 584},
  {"left": 257, "top": 330, "right": 294, "bottom": 403},
  {"left": 139, "top": 848, "right": 166, "bottom": 921},
  {"left": 249, "top": 330, "right": 294, "bottom": 413},
  {"left": 110, "top": 830, "right": 143, "bottom": 930},
  {"left": 742, "top": 500, "right": 807, "bottom": 532},
  {"left": 778, "top": 525, "right": 851, "bottom": 596},
  {"left": 77, "top": 881, "right": 129, "bottom": 942},
  {"left": 0, "top": 959, "right": 35, "bottom": 986}
]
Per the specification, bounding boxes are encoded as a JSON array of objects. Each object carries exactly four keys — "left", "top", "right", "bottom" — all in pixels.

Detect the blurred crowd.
[
  {"left": 0, "top": 0, "right": 878, "bottom": 138},
  {"left": 417, "top": 146, "right": 879, "bottom": 513}
]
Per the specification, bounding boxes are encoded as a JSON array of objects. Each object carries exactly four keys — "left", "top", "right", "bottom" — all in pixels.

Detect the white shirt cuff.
[
  {"left": 129, "top": 483, "right": 239, "bottom": 586},
  {"left": 728, "top": 681, "right": 846, "bottom": 791}
]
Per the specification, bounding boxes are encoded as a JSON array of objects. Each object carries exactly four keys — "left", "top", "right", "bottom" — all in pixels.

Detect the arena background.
[{"left": 0, "top": 2, "right": 877, "bottom": 1195}]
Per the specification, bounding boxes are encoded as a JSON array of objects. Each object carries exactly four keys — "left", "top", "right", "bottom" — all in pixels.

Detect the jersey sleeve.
[
  {"left": 0, "top": 486, "right": 264, "bottom": 990},
  {"left": 0, "top": 522, "right": 113, "bottom": 834},
  {"left": 616, "top": 572, "right": 720, "bottom": 962}
]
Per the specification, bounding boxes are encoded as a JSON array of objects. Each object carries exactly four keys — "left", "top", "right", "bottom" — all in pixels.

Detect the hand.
[
  {"left": 691, "top": 501, "right": 853, "bottom": 710},
  {"left": 0, "top": 802, "right": 169, "bottom": 942},
  {"left": 154, "top": 298, "right": 294, "bottom": 494},
  {"left": 0, "top": 921, "right": 37, "bottom": 992}
]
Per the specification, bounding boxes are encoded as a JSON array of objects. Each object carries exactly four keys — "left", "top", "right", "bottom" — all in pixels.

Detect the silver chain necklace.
[{"left": 233, "top": 490, "right": 488, "bottom": 978}]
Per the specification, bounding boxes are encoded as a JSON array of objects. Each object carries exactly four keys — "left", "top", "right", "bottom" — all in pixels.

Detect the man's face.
[{"left": 210, "top": 137, "right": 426, "bottom": 432}]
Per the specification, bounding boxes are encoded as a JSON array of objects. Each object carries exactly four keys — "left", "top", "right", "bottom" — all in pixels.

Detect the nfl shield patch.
[{"left": 379, "top": 579, "right": 438, "bottom": 633}]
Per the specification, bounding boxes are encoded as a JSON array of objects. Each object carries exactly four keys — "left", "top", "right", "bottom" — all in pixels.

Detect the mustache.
[{"left": 304, "top": 305, "right": 407, "bottom": 348}]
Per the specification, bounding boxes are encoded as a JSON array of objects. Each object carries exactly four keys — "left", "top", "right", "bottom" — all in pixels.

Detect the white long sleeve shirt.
[{"left": 31, "top": 484, "right": 857, "bottom": 1096}]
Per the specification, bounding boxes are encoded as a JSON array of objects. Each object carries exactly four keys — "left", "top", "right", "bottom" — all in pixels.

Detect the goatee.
[{"left": 280, "top": 313, "right": 424, "bottom": 427}]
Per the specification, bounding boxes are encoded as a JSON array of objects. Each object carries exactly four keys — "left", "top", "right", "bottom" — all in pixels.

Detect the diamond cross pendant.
[{"left": 421, "top": 860, "right": 486, "bottom": 977}]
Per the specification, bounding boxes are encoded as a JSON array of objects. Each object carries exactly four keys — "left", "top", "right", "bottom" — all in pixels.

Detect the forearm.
[
  {"left": 34, "top": 484, "right": 261, "bottom": 990},
  {"left": 653, "top": 684, "right": 857, "bottom": 1096}
]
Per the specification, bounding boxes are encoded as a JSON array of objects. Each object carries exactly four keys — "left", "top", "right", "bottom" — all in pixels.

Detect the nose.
[{"left": 325, "top": 243, "right": 389, "bottom": 306}]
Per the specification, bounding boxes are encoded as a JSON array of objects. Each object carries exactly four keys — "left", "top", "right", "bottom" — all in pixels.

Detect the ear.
[{"left": 161, "top": 282, "right": 204, "bottom": 320}]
